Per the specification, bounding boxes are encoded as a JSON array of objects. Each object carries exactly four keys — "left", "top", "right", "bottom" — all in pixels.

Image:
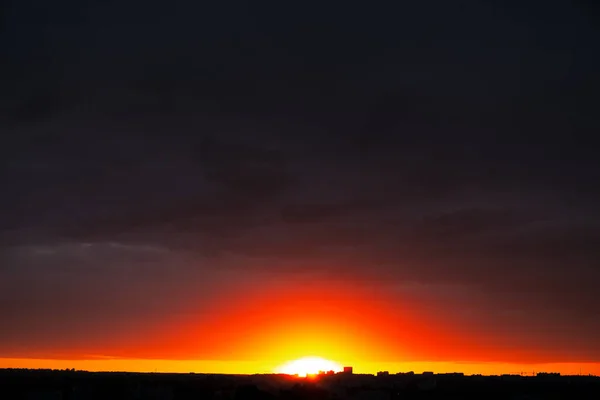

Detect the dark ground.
[{"left": 1, "top": 369, "right": 599, "bottom": 400}]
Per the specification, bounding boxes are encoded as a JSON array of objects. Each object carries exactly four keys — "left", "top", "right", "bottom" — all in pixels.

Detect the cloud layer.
[{"left": 1, "top": 0, "right": 599, "bottom": 363}]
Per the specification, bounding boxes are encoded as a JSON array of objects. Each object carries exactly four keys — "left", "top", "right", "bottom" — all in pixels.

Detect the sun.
[{"left": 274, "top": 356, "right": 343, "bottom": 377}]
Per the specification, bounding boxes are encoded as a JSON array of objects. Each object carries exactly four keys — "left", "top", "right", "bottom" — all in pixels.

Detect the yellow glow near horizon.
[{"left": 274, "top": 356, "right": 343, "bottom": 377}]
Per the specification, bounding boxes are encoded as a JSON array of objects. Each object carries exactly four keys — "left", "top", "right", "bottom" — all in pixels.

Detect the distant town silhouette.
[{"left": 2, "top": 367, "right": 599, "bottom": 400}]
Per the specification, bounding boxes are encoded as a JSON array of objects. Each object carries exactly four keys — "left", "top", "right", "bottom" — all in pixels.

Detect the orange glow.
[
  {"left": 274, "top": 356, "right": 343, "bottom": 376},
  {"left": 145, "top": 280, "right": 421, "bottom": 368},
  {"left": 3, "top": 274, "right": 599, "bottom": 377}
]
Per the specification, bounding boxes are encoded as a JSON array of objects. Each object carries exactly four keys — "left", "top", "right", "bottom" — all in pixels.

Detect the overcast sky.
[{"left": 1, "top": 0, "right": 600, "bottom": 365}]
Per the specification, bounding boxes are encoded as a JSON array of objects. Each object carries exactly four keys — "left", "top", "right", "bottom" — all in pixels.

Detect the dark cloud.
[
  {"left": 410, "top": 207, "right": 543, "bottom": 240},
  {"left": 279, "top": 203, "right": 370, "bottom": 224},
  {"left": 1, "top": 0, "right": 599, "bottom": 363}
]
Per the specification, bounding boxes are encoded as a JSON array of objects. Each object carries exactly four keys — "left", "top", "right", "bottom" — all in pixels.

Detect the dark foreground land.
[{"left": 1, "top": 369, "right": 600, "bottom": 400}]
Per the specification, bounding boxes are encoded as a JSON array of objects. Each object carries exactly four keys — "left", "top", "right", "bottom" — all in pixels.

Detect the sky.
[{"left": 1, "top": 0, "right": 600, "bottom": 375}]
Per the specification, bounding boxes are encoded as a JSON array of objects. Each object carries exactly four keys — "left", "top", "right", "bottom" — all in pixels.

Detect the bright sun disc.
[{"left": 275, "top": 357, "right": 343, "bottom": 377}]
